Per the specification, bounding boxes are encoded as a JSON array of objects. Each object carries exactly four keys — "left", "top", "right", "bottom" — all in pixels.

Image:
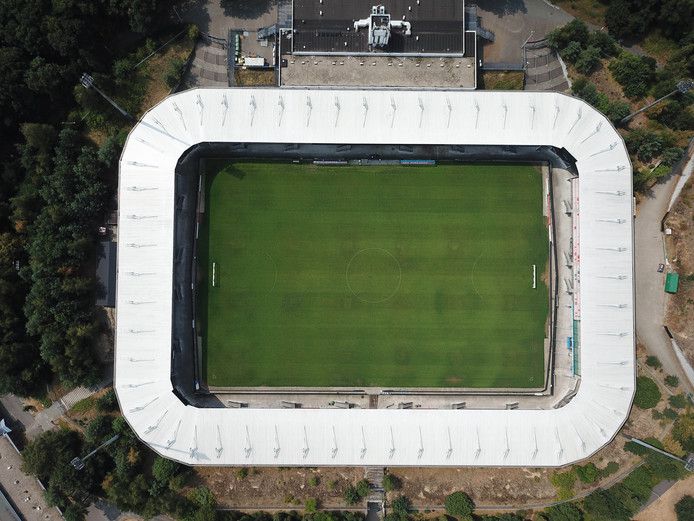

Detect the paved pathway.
[
  {"left": 0, "top": 436, "right": 61, "bottom": 521},
  {"left": 635, "top": 173, "right": 694, "bottom": 392}
]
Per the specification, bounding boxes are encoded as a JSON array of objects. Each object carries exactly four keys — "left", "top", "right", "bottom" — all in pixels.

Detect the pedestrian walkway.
[
  {"left": 525, "top": 46, "right": 569, "bottom": 92},
  {"left": 187, "top": 40, "right": 229, "bottom": 87}
]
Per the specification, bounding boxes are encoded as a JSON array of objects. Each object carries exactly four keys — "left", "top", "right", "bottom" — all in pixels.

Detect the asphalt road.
[{"left": 635, "top": 175, "right": 693, "bottom": 392}]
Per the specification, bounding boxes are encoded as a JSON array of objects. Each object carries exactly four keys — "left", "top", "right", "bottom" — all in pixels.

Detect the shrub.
[
  {"left": 661, "top": 147, "right": 684, "bottom": 166},
  {"left": 343, "top": 486, "right": 361, "bottom": 505},
  {"left": 444, "top": 491, "right": 474, "bottom": 517},
  {"left": 548, "top": 20, "right": 590, "bottom": 50},
  {"left": 583, "top": 488, "right": 632, "bottom": 521},
  {"left": 675, "top": 496, "right": 694, "bottom": 521},
  {"left": 236, "top": 467, "right": 248, "bottom": 479},
  {"left": 672, "top": 413, "right": 694, "bottom": 452},
  {"left": 600, "top": 461, "right": 619, "bottom": 478},
  {"left": 646, "top": 355, "right": 662, "bottom": 369},
  {"left": 163, "top": 58, "right": 186, "bottom": 89},
  {"left": 588, "top": 31, "right": 618, "bottom": 57},
  {"left": 634, "top": 376, "right": 661, "bottom": 409},
  {"left": 561, "top": 41, "right": 583, "bottom": 62},
  {"left": 391, "top": 495, "right": 412, "bottom": 515},
  {"left": 575, "top": 45, "right": 602, "bottom": 74},
  {"left": 625, "top": 437, "right": 663, "bottom": 455},
  {"left": 669, "top": 394, "right": 688, "bottom": 409},
  {"left": 356, "top": 479, "right": 370, "bottom": 498},
  {"left": 308, "top": 475, "right": 319, "bottom": 487},
  {"left": 609, "top": 52, "right": 656, "bottom": 99},
  {"left": 665, "top": 375, "right": 680, "bottom": 387},
  {"left": 544, "top": 502, "right": 583, "bottom": 521},
  {"left": 550, "top": 470, "right": 576, "bottom": 500},
  {"left": 96, "top": 389, "right": 118, "bottom": 412},
  {"left": 574, "top": 462, "right": 599, "bottom": 484},
  {"left": 382, "top": 473, "right": 401, "bottom": 492},
  {"left": 663, "top": 408, "right": 679, "bottom": 420},
  {"left": 305, "top": 498, "right": 318, "bottom": 514}
]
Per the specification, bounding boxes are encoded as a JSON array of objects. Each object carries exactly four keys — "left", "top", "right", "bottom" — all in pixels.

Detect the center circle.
[{"left": 346, "top": 248, "right": 402, "bottom": 304}]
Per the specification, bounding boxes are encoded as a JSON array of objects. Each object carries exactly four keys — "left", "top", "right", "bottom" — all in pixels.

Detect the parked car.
[{"left": 657, "top": 263, "right": 665, "bottom": 273}]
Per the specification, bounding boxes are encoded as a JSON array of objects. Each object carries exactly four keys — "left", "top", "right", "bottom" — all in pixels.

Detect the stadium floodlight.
[
  {"left": 568, "top": 107, "right": 583, "bottom": 134},
  {"left": 390, "top": 96, "right": 397, "bottom": 127},
  {"left": 70, "top": 434, "right": 119, "bottom": 470},
  {"left": 621, "top": 78, "right": 693, "bottom": 124},
  {"left": 305, "top": 95, "right": 312, "bottom": 127},
  {"left": 196, "top": 94, "right": 204, "bottom": 126},
  {"left": 418, "top": 97, "right": 424, "bottom": 128},
  {"left": 0, "top": 419, "right": 11, "bottom": 437},
  {"left": 80, "top": 73, "right": 134, "bottom": 121},
  {"left": 274, "top": 425, "right": 281, "bottom": 458},
  {"left": 277, "top": 95, "right": 285, "bottom": 127},
  {"left": 216, "top": 425, "right": 223, "bottom": 459},
  {"left": 334, "top": 96, "right": 340, "bottom": 127},
  {"left": 362, "top": 96, "right": 368, "bottom": 127},
  {"left": 446, "top": 97, "right": 452, "bottom": 128},
  {"left": 331, "top": 426, "right": 338, "bottom": 459}
]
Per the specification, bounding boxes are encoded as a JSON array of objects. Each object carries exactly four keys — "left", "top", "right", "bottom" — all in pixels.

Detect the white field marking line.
[
  {"left": 470, "top": 250, "right": 486, "bottom": 302},
  {"left": 533, "top": 264, "right": 537, "bottom": 289},
  {"left": 212, "top": 261, "right": 217, "bottom": 287},
  {"left": 345, "top": 248, "right": 402, "bottom": 304}
]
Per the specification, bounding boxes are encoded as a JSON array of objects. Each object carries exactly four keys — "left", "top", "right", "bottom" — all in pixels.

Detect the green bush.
[
  {"left": 444, "top": 491, "right": 474, "bottom": 517},
  {"left": 308, "top": 475, "right": 319, "bottom": 487},
  {"left": 663, "top": 408, "right": 679, "bottom": 420},
  {"left": 163, "top": 57, "right": 186, "bottom": 89},
  {"left": 672, "top": 413, "right": 694, "bottom": 452},
  {"left": 343, "top": 486, "right": 361, "bottom": 505},
  {"left": 543, "top": 502, "right": 583, "bottom": 521},
  {"left": 574, "top": 462, "right": 599, "bottom": 484},
  {"left": 355, "top": 479, "right": 370, "bottom": 498},
  {"left": 625, "top": 436, "right": 663, "bottom": 455},
  {"left": 665, "top": 375, "right": 680, "bottom": 387},
  {"left": 236, "top": 467, "right": 248, "bottom": 479},
  {"left": 551, "top": 471, "right": 577, "bottom": 500},
  {"left": 646, "top": 355, "right": 662, "bottom": 369},
  {"left": 561, "top": 41, "right": 583, "bottom": 62},
  {"left": 669, "top": 393, "right": 688, "bottom": 409},
  {"left": 96, "top": 389, "right": 118, "bottom": 412},
  {"left": 609, "top": 52, "right": 656, "bottom": 99},
  {"left": 634, "top": 376, "right": 661, "bottom": 409},
  {"left": 600, "top": 461, "right": 619, "bottom": 478},
  {"left": 548, "top": 20, "right": 590, "bottom": 50},
  {"left": 676, "top": 496, "right": 694, "bottom": 521},
  {"left": 575, "top": 45, "right": 602, "bottom": 74},
  {"left": 391, "top": 495, "right": 412, "bottom": 515},
  {"left": 588, "top": 30, "right": 618, "bottom": 57},
  {"left": 382, "top": 473, "right": 401, "bottom": 492},
  {"left": 305, "top": 498, "right": 318, "bottom": 513}
]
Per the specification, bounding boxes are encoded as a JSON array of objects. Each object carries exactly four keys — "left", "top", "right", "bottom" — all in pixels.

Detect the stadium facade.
[{"left": 117, "top": 88, "right": 635, "bottom": 467}]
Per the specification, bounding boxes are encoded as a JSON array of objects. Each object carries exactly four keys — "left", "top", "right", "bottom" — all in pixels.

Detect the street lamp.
[
  {"left": 70, "top": 434, "right": 120, "bottom": 471},
  {"left": 620, "top": 79, "right": 693, "bottom": 125},
  {"left": 80, "top": 73, "right": 135, "bottom": 122}
]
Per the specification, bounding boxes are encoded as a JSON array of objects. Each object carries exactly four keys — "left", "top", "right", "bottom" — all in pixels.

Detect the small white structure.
[{"left": 353, "top": 5, "right": 411, "bottom": 49}]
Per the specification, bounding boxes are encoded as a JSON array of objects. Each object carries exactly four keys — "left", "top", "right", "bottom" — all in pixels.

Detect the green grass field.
[{"left": 198, "top": 161, "right": 548, "bottom": 388}]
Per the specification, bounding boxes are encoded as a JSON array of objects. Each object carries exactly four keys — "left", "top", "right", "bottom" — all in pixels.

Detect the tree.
[
  {"left": 544, "top": 502, "right": 583, "bottom": 521},
  {"left": 665, "top": 375, "right": 680, "bottom": 387},
  {"left": 548, "top": 20, "right": 589, "bottom": 51},
  {"left": 588, "top": 31, "right": 618, "bottom": 57},
  {"left": 605, "top": 0, "right": 655, "bottom": 40},
  {"left": 355, "top": 479, "right": 370, "bottom": 498},
  {"left": 574, "top": 463, "right": 598, "bottom": 484},
  {"left": 669, "top": 393, "right": 688, "bottom": 409},
  {"left": 575, "top": 46, "right": 602, "bottom": 74},
  {"left": 561, "top": 41, "right": 583, "bottom": 62},
  {"left": 675, "top": 496, "right": 694, "bottom": 521},
  {"left": 646, "top": 355, "right": 662, "bottom": 369},
  {"left": 390, "top": 496, "right": 412, "bottom": 515},
  {"left": 304, "top": 498, "right": 318, "bottom": 514},
  {"left": 582, "top": 488, "right": 631, "bottom": 521},
  {"left": 343, "top": 486, "right": 361, "bottom": 505},
  {"left": 444, "top": 491, "right": 474, "bottom": 517},
  {"left": 609, "top": 52, "right": 656, "bottom": 99},
  {"left": 634, "top": 376, "right": 661, "bottom": 409}
]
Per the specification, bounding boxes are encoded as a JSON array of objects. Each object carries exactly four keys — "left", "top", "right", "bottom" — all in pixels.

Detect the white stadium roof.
[{"left": 117, "top": 88, "right": 635, "bottom": 467}]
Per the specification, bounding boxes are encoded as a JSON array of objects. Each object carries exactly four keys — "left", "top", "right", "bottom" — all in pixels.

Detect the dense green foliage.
[
  {"left": 604, "top": 0, "right": 693, "bottom": 42},
  {"left": 633, "top": 376, "right": 662, "bottom": 409},
  {"left": 672, "top": 412, "right": 694, "bottom": 451},
  {"left": 571, "top": 77, "right": 631, "bottom": 122},
  {"left": 609, "top": 52, "right": 656, "bottom": 98},
  {"left": 200, "top": 162, "right": 548, "bottom": 388},
  {"left": 444, "top": 491, "right": 475, "bottom": 517},
  {"left": 382, "top": 473, "right": 401, "bottom": 492},
  {"left": 665, "top": 374, "right": 680, "bottom": 387},
  {"left": 646, "top": 355, "right": 662, "bottom": 369},
  {"left": 548, "top": 20, "right": 617, "bottom": 75},
  {"left": 676, "top": 496, "right": 694, "bottom": 521},
  {"left": 343, "top": 480, "right": 370, "bottom": 505},
  {"left": 0, "top": 0, "right": 174, "bottom": 394},
  {"left": 542, "top": 502, "right": 583, "bottom": 521}
]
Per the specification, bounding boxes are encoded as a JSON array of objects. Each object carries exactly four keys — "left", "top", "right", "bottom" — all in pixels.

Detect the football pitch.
[{"left": 198, "top": 161, "right": 548, "bottom": 388}]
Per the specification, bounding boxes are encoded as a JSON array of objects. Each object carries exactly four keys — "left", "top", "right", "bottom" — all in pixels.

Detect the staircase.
[{"left": 364, "top": 467, "right": 385, "bottom": 501}]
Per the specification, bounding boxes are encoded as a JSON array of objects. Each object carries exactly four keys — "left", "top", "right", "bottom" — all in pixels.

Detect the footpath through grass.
[{"left": 198, "top": 161, "right": 548, "bottom": 388}]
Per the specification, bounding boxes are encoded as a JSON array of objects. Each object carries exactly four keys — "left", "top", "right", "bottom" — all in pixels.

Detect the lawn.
[{"left": 198, "top": 161, "right": 548, "bottom": 388}]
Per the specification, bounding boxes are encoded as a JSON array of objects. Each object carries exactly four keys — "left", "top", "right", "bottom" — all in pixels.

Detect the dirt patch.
[
  {"left": 664, "top": 175, "right": 694, "bottom": 368},
  {"left": 196, "top": 467, "right": 365, "bottom": 509},
  {"left": 139, "top": 36, "right": 195, "bottom": 115},
  {"left": 235, "top": 68, "right": 276, "bottom": 87},
  {"left": 481, "top": 71, "right": 524, "bottom": 90},
  {"left": 634, "top": 474, "right": 694, "bottom": 521}
]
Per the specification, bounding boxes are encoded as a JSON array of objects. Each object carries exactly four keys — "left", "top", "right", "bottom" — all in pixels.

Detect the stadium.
[{"left": 116, "top": 88, "right": 635, "bottom": 467}]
